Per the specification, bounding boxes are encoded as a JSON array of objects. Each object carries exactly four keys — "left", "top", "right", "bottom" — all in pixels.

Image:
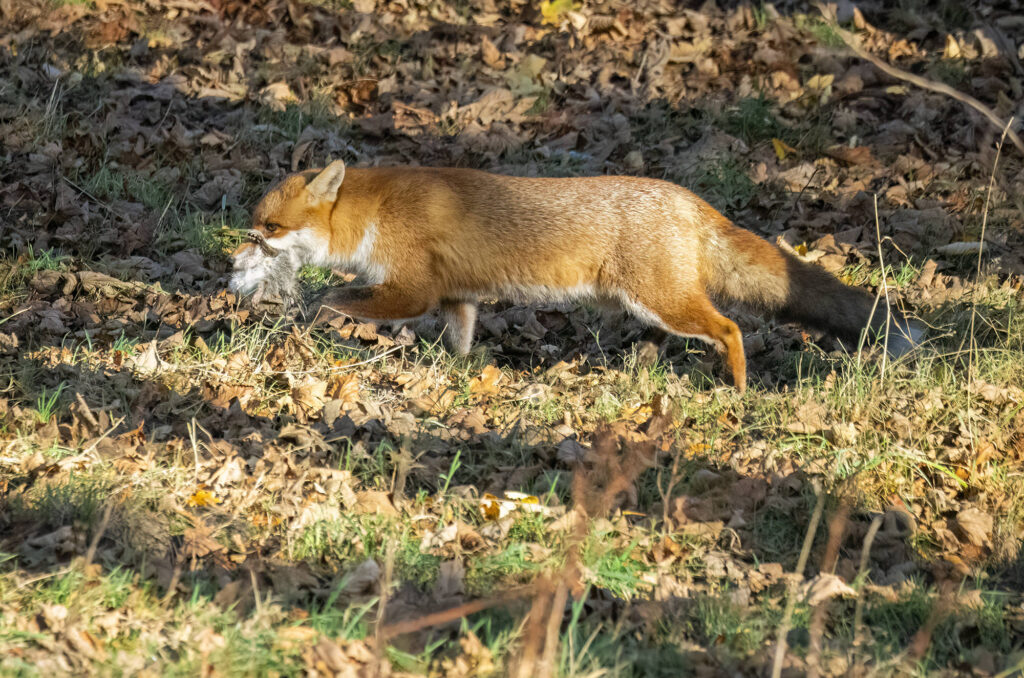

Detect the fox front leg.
[
  {"left": 439, "top": 299, "right": 478, "bottom": 355},
  {"left": 317, "top": 284, "right": 438, "bottom": 324}
]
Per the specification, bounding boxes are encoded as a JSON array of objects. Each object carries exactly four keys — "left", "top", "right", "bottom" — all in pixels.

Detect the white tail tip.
[{"left": 886, "top": 317, "right": 924, "bottom": 357}]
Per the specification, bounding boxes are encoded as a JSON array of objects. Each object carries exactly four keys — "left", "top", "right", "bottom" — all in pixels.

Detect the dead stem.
[{"left": 771, "top": 483, "right": 826, "bottom": 678}]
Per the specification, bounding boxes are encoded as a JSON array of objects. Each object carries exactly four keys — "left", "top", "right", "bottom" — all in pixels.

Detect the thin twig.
[
  {"left": 967, "top": 118, "right": 1013, "bottom": 471},
  {"left": 82, "top": 502, "right": 115, "bottom": 571},
  {"left": 81, "top": 416, "right": 126, "bottom": 456},
  {"left": 60, "top": 175, "right": 120, "bottom": 215},
  {"left": 14, "top": 566, "right": 73, "bottom": 591},
  {"left": 250, "top": 568, "right": 263, "bottom": 616},
  {"left": 814, "top": 3, "right": 1024, "bottom": 156},
  {"left": 160, "top": 556, "right": 184, "bottom": 606},
  {"left": 0, "top": 308, "right": 29, "bottom": 326},
  {"left": 807, "top": 502, "right": 851, "bottom": 678},
  {"left": 873, "top": 194, "right": 892, "bottom": 380},
  {"left": 771, "top": 483, "right": 826, "bottom": 678},
  {"left": 537, "top": 580, "right": 570, "bottom": 678},
  {"left": 377, "top": 587, "right": 529, "bottom": 640},
  {"left": 375, "top": 537, "right": 396, "bottom": 654},
  {"left": 853, "top": 515, "right": 884, "bottom": 647}
]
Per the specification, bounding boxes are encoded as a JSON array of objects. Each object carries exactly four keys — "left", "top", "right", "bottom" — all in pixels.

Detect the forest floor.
[{"left": 1, "top": 0, "right": 1023, "bottom": 675}]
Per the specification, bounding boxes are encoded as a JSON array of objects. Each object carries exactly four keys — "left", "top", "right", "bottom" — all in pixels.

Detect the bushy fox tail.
[{"left": 702, "top": 218, "right": 921, "bottom": 355}]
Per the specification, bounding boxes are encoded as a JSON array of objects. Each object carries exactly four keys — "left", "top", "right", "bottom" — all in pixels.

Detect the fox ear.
[{"left": 306, "top": 160, "right": 346, "bottom": 204}]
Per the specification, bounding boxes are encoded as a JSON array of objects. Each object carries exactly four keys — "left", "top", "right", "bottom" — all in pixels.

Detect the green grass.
[
  {"left": 928, "top": 59, "right": 968, "bottom": 88},
  {"left": 291, "top": 515, "right": 441, "bottom": 590},
  {"left": 719, "top": 95, "right": 793, "bottom": 147},
  {"left": 751, "top": 2, "right": 773, "bottom": 31},
  {"left": 795, "top": 14, "right": 846, "bottom": 48},
  {"left": 153, "top": 207, "right": 248, "bottom": 260},
  {"left": 299, "top": 0, "right": 354, "bottom": 11},
  {"left": 691, "top": 156, "right": 758, "bottom": 212},
  {"left": 688, "top": 593, "right": 778, "bottom": 657},
  {"left": 466, "top": 543, "right": 544, "bottom": 596},
  {"left": 10, "top": 473, "right": 113, "bottom": 530},
  {"left": 863, "top": 584, "right": 1014, "bottom": 670},
  {"left": 0, "top": 248, "right": 70, "bottom": 306},
  {"left": 24, "top": 248, "right": 71, "bottom": 274},
  {"left": 46, "top": 0, "right": 95, "bottom": 9},
  {"left": 33, "top": 382, "right": 66, "bottom": 424},
  {"left": 251, "top": 97, "right": 345, "bottom": 145},
  {"left": 842, "top": 259, "right": 921, "bottom": 290}
]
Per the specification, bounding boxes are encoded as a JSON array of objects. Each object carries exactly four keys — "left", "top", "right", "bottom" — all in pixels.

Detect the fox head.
[{"left": 228, "top": 160, "right": 347, "bottom": 301}]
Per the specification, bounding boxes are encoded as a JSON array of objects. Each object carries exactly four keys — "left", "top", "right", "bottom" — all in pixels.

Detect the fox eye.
[{"left": 265, "top": 222, "right": 281, "bottom": 234}]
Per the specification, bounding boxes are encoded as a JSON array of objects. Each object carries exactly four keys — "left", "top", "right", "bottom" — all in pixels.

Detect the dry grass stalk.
[
  {"left": 907, "top": 579, "right": 957, "bottom": 664},
  {"left": 771, "top": 483, "right": 826, "bottom": 678},
  {"left": 852, "top": 514, "right": 883, "bottom": 649},
  {"left": 377, "top": 587, "right": 531, "bottom": 641},
  {"left": 807, "top": 501, "right": 851, "bottom": 678}
]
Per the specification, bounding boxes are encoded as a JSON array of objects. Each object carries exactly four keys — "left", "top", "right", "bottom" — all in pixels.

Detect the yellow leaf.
[
  {"left": 771, "top": 137, "right": 797, "bottom": 161},
  {"left": 480, "top": 493, "right": 505, "bottom": 521},
  {"left": 794, "top": 243, "right": 808, "bottom": 256},
  {"left": 187, "top": 487, "right": 222, "bottom": 507},
  {"left": 505, "top": 491, "right": 539, "bottom": 504},
  {"left": 686, "top": 442, "right": 711, "bottom": 456},
  {"left": 805, "top": 73, "right": 834, "bottom": 93},
  {"left": 540, "top": 0, "right": 579, "bottom": 26},
  {"left": 942, "top": 34, "right": 961, "bottom": 59}
]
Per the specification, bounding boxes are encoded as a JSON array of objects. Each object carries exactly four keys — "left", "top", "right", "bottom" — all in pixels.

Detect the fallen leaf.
[
  {"left": 772, "top": 137, "right": 797, "bottom": 160},
  {"left": 187, "top": 487, "right": 222, "bottom": 507},
  {"left": 954, "top": 507, "right": 993, "bottom": 548},
  {"left": 468, "top": 364, "right": 503, "bottom": 398}
]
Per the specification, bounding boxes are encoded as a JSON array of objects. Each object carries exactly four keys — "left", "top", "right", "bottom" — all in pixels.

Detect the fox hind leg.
[
  {"left": 629, "top": 293, "right": 746, "bottom": 393},
  {"left": 440, "top": 299, "right": 477, "bottom": 354}
]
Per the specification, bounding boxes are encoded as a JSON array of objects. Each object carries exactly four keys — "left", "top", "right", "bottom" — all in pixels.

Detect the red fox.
[{"left": 228, "top": 160, "right": 920, "bottom": 392}]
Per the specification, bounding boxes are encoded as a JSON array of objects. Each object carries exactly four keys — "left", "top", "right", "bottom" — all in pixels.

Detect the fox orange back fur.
[{"left": 229, "top": 160, "right": 920, "bottom": 392}]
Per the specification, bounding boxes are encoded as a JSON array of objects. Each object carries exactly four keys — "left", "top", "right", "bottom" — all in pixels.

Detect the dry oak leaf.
[
  {"left": 468, "top": 364, "right": 503, "bottom": 398},
  {"left": 826, "top": 144, "right": 875, "bottom": 166},
  {"left": 479, "top": 35, "right": 505, "bottom": 69},
  {"left": 801, "top": 573, "right": 857, "bottom": 606},
  {"left": 354, "top": 490, "right": 399, "bottom": 517},
  {"left": 954, "top": 507, "right": 993, "bottom": 548},
  {"left": 327, "top": 373, "right": 361, "bottom": 407},
  {"left": 289, "top": 376, "right": 328, "bottom": 419},
  {"left": 259, "top": 82, "right": 298, "bottom": 111},
  {"left": 66, "top": 627, "right": 106, "bottom": 661}
]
